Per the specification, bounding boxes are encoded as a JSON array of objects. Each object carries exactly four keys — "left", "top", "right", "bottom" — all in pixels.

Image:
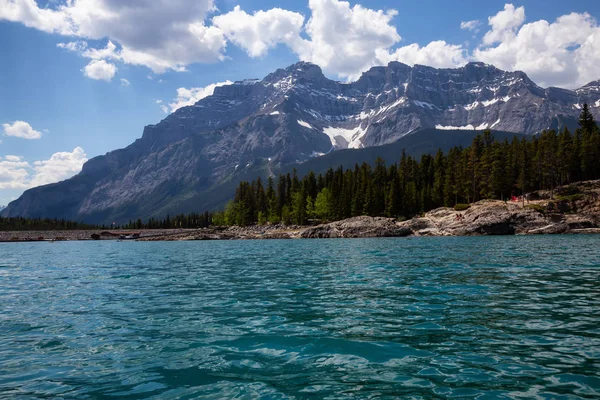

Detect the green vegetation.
[
  {"left": 121, "top": 212, "right": 213, "bottom": 230},
  {"left": 1, "top": 105, "right": 598, "bottom": 231},
  {"left": 555, "top": 194, "right": 585, "bottom": 202},
  {"left": 221, "top": 105, "right": 600, "bottom": 226},
  {"left": 0, "top": 217, "right": 100, "bottom": 231}
]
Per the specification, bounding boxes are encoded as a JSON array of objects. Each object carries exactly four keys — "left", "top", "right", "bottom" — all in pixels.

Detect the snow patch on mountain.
[
  {"left": 298, "top": 120, "right": 314, "bottom": 129},
  {"left": 323, "top": 125, "right": 367, "bottom": 149},
  {"left": 413, "top": 100, "right": 437, "bottom": 110},
  {"left": 435, "top": 124, "right": 477, "bottom": 131}
]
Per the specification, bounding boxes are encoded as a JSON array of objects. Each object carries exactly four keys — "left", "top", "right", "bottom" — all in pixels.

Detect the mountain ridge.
[{"left": 2, "top": 61, "right": 599, "bottom": 223}]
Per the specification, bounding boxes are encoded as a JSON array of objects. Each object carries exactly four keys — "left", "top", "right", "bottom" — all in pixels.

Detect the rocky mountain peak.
[
  {"left": 2, "top": 61, "right": 599, "bottom": 224},
  {"left": 264, "top": 61, "right": 326, "bottom": 86},
  {"left": 577, "top": 80, "right": 600, "bottom": 94}
]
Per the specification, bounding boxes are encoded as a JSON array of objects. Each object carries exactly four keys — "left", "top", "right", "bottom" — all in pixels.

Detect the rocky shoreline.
[
  {"left": 140, "top": 181, "right": 600, "bottom": 240},
  {"left": 3, "top": 181, "right": 600, "bottom": 243}
]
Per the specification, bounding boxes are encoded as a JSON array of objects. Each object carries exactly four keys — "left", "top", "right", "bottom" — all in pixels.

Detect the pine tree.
[{"left": 579, "top": 103, "right": 597, "bottom": 134}]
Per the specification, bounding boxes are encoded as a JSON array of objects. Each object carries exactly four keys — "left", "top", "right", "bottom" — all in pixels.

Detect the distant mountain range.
[{"left": 2, "top": 61, "right": 599, "bottom": 223}]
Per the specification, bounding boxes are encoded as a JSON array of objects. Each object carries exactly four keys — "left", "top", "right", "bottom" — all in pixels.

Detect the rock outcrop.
[
  {"left": 298, "top": 181, "right": 600, "bottom": 239},
  {"left": 3, "top": 62, "right": 599, "bottom": 223},
  {"left": 300, "top": 216, "right": 411, "bottom": 238},
  {"left": 4, "top": 187, "right": 600, "bottom": 242}
]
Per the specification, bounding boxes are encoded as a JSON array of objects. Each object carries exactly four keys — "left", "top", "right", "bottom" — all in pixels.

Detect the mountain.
[
  {"left": 2, "top": 61, "right": 599, "bottom": 223},
  {"left": 0, "top": 205, "right": 5, "bottom": 212}
]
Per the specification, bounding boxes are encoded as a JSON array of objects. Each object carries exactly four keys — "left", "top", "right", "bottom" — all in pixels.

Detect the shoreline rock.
[{"left": 3, "top": 181, "right": 600, "bottom": 242}]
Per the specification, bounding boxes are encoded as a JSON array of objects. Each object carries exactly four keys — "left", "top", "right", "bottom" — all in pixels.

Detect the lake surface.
[{"left": 1, "top": 236, "right": 599, "bottom": 399}]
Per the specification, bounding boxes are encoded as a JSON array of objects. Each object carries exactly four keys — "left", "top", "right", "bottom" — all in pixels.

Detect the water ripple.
[{"left": 1, "top": 235, "right": 599, "bottom": 398}]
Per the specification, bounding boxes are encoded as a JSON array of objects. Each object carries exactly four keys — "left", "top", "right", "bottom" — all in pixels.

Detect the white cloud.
[
  {"left": 212, "top": 1, "right": 599, "bottom": 86},
  {"left": 213, "top": 6, "right": 305, "bottom": 57},
  {"left": 2, "top": 121, "right": 43, "bottom": 139},
  {"left": 0, "top": 0, "right": 74, "bottom": 35},
  {"left": 0, "top": 0, "right": 226, "bottom": 73},
  {"left": 82, "top": 59, "right": 117, "bottom": 81},
  {"left": 81, "top": 40, "right": 119, "bottom": 61},
  {"left": 57, "top": 40, "right": 87, "bottom": 52},
  {"left": 30, "top": 147, "right": 87, "bottom": 187},
  {"left": 294, "top": 0, "right": 402, "bottom": 79},
  {"left": 0, "top": 148, "right": 87, "bottom": 190},
  {"left": 120, "top": 78, "right": 130, "bottom": 87},
  {"left": 0, "top": 155, "right": 30, "bottom": 189},
  {"left": 378, "top": 41, "right": 467, "bottom": 70},
  {"left": 474, "top": 4, "right": 600, "bottom": 88},
  {"left": 461, "top": 20, "right": 481, "bottom": 32},
  {"left": 482, "top": 4, "right": 526, "bottom": 46},
  {"left": 3, "top": 1, "right": 600, "bottom": 88},
  {"left": 213, "top": 0, "right": 467, "bottom": 80},
  {"left": 168, "top": 81, "right": 233, "bottom": 113}
]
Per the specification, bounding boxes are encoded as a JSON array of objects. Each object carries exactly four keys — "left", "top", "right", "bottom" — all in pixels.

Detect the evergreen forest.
[
  {"left": 1, "top": 104, "right": 598, "bottom": 230},
  {"left": 216, "top": 104, "right": 600, "bottom": 226}
]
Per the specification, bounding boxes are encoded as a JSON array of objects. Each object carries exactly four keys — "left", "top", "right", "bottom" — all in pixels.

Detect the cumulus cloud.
[
  {"left": 475, "top": 4, "right": 600, "bottom": 88},
  {"left": 3, "top": 1, "right": 600, "bottom": 88},
  {"left": 213, "top": 6, "right": 305, "bottom": 58},
  {"left": 0, "top": 148, "right": 88, "bottom": 190},
  {"left": 168, "top": 81, "right": 233, "bottom": 113},
  {"left": 461, "top": 20, "right": 481, "bottom": 32},
  {"left": 57, "top": 40, "right": 87, "bottom": 52},
  {"left": 30, "top": 147, "right": 87, "bottom": 187},
  {"left": 482, "top": 4, "right": 526, "bottom": 46},
  {"left": 82, "top": 59, "right": 117, "bottom": 81},
  {"left": 292, "top": 0, "right": 402, "bottom": 79},
  {"left": 2, "top": 121, "right": 43, "bottom": 139},
  {"left": 213, "top": 0, "right": 467, "bottom": 80},
  {"left": 120, "top": 78, "right": 130, "bottom": 87},
  {"left": 0, "top": 155, "right": 30, "bottom": 189},
  {"left": 0, "top": 0, "right": 226, "bottom": 74},
  {"left": 0, "top": 0, "right": 74, "bottom": 35},
  {"left": 378, "top": 41, "right": 468, "bottom": 70}
]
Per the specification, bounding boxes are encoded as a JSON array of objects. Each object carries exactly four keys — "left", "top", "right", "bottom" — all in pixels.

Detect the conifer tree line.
[
  {"left": 217, "top": 104, "right": 600, "bottom": 226},
  {"left": 121, "top": 212, "right": 212, "bottom": 230},
  {"left": 1, "top": 105, "right": 597, "bottom": 231},
  {"left": 0, "top": 217, "right": 100, "bottom": 231}
]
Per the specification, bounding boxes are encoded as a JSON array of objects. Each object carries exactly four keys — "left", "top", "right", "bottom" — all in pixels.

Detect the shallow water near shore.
[{"left": 1, "top": 236, "right": 599, "bottom": 399}]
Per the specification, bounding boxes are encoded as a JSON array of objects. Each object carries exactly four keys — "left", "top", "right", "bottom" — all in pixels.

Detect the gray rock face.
[
  {"left": 3, "top": 61, "right": 599, "bottom": 223},
  {"left": 395, "top": 194, "right": 600, "bottom": 237},
  {"left": 300, "top": 216, "right": 412, "bottom": 238}
]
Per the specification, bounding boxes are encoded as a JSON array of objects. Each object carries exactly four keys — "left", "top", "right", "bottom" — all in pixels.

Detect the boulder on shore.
[{"left": 300, "top": 216, "right": 412, "bottom": 239}]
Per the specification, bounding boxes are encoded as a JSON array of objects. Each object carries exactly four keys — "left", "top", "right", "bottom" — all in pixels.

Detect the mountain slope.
[{"left": 2, "top": 61, "right": 599, "bottom": 223}]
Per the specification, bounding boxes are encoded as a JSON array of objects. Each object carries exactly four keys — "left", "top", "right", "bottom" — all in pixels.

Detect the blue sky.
[{"left": 1, "top": 0, "right": 599, "bottom": 206}]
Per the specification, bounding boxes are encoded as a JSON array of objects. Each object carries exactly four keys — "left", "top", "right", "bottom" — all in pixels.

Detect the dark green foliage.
[
  {"left": 7, "top": 110, "right": 597, "bottom": 230},
  {"left": 122, "top": 211, "right": 214, "bottom": 230},
  {"left": 223, "top": 107, "right": 600, "bottom": 226},
  {"left": 555, "top": 194, "right": 585, "bottom": 202},
  {"left": 0, "top": 217, "right": 99, "bottom": 231}
]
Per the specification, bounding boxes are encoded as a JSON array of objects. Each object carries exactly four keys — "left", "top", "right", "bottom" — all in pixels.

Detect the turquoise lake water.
[{"left": 1, "top": 236, "right": 599, "bottom": 399}]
